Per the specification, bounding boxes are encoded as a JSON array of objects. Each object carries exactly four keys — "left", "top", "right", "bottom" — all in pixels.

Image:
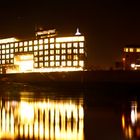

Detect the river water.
[{"left": 0, "top": 84, "right": 139, "bottom": 140}]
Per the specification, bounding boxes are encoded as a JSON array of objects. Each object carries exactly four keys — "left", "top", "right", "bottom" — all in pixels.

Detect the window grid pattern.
[{"left": 0, "top": 36, "right": 85, "bottom": 68}]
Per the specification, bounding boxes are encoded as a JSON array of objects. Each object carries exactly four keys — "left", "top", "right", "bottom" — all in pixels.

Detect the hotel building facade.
[
  {"left": 0, "top": 29, "right": 86, "bottom": 74},
  {"left": 123, "top": 45, "right": 140, "bottom": 70}
]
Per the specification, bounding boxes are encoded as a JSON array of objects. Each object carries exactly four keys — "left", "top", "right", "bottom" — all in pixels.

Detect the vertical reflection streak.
[{"left": 0, "top": 97, "right": 84, "bottom": 140}]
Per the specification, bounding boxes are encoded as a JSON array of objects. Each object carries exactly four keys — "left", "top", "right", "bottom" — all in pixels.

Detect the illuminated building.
[
  {"left": 123, "top": 45, "right": 140, "bottom": 70},
  {"left": 0, "top": 96, "right": 84, "bottom": 139},
  {"left": 0, "top": 29, "right": 86, "bottom": 74}
]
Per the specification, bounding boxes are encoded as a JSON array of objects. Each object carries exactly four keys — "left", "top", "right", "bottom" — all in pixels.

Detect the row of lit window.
[
  {"left": 0, "top": 41, "right": 84, "bottom": 50},
  {"left": 124, "top": 48, "right": 140, "bottom": 52},
  {"left": 1, "top": 54, "right": 14, "bottom": 59},
  {"left": 0, "top": 53, "right": 81, "bottom": 62},
  {"left": 0, "top": 49, "right": 14, "bottom": 54},
  {"left": 0, "top": 59, "right": 14, "bottom": 64},
  {"left": 34, "top": 60, "right": 84, "bottom": 67},
  {"left": 0, "top": 47, "right": 84, "bottom": 56},
  {"left": 33, "top": 49, "right": 84, "bottom": 56},
  {"left": 34, "top": 55, "right": 79, "bottom": 61}
]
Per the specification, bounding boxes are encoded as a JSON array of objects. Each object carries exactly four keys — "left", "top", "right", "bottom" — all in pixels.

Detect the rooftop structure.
[
  {"left": 0, "top": 29, "right": 86, "bottom": 74},
  {"left": 123, "top": 45, "right": 140, "bottom": 70}
]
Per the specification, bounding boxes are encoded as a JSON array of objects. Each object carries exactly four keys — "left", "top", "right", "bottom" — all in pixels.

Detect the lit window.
[
  {"left": 39, "top": 51, "right": 43, "bottom": 55},
  {"left": 62, "top": 49, "right": 66, "bottom": 54},
  {"left": 45, "top": 56, "right": 48, "bottom": 61},
  {"left": 34, "top": 57, "right": 38, "bottom": 62},
  {"left": 29, "top": 47, "right": 32, "bottom": 51},
  {"left": 62, "top": 43, "right": 66, "bottom": 48},
  {"left": 39, "top": 62, "right": 43, "bottom": 67},
  {"left": 44, "top": 45, "right": 48, "bottom": 49},
  {"left": 56, "top": 61, "right": 60, "bottom": 66},
  {"left": 67, "top": 49, "right": 72, "bottom": 54},
  {"left": 50, "top": 61, "right": 54, "bottom": 66},
  {"left": 34, "top": 46, "right": 38, "bottom": 50},
  {"left": 74, "top": 55, "right": 78, "bottom": 60},
  {"left": 124, "top": 48, "right": 128, "bottom": 52},
  {"left": 24, "top": 41, "right": 28, "bottom": 46},
  {"left": 44, "top": 39, "right": 48, "bottom": 43},
  {"left": 44, "top": 50, "right": 48, "bottom": 55},
  {"left": 6, "top": 60, "right": 9, "bottom": 63},
  {"left": 10, "top": 49, "right": 14, "bottom": 53},
  {"left": 39, "top": 45, "right": 43, "bottom": 50},
  {"left": 29, "top": 41, "right": 32, "bottom": 45},
  {"left": 15, "top": 48, "right": 18, "bottom": 52},
  {"left": 56, "top": 43, "right": 60, "bottom": 48},
  {"left": 67, "top": 55, "right": 72, "bottom": 60},
  {"left": 67, "top": 61, "right": 72, "bottom": 66},
  {"left": 50, "top": 38, "right": 54, "bottom": 43},
  {"left": 24, "top": 47, "right": 28, "bottom": 51},
  {"left": 50, "top": 56, "right": 54, "bottom": 60},
  {"left": 34, "top": 52, "right": 38, "bottom": 56},
  {"left": 2, "top": 50, "right": 5, "bottom": 54},
  {"left": 73, "top": 61, "right": 78, "bottom": 66},
  {"left": 10, "top": 54, "right": 14, "bottom": 58},
  {"left": 34, "top": 40, "right": 38, "bottom": 45},
  {"left": 56, "top": 55, "right": 60, "bottom": 60},
  {"left": 19, "top": 42, "right": 23, "bottom": 46},
  {"left": 50, "top": 50, "right": 54, "bottom": 54},
  {"left": 2, "top": 60, "right": 5, "bottom": 64},
  {"left": 73, "top": 43, "right": 78, "bottom": 47},
  {"left": 56, "top": 50, "right": 60, "bottom": 54},
  {"left": 129, "top": 48, "right": 134, "bottom": 52},
  {"left": 2, "top": 55, "right": 5, "bottom": 59},
  {"left": 20, "top": 48, "right": 23, "bottom": 52},
  {"left": 67, "top": 43, "right": 72, "bottom": 48},
  {"left": 73, "top": 49, "right": 78, "bottom": 53},
  {"left": 45, "top": 62, "right": 48, "bottom": 66},
  {"left": 15, "top": 43, "right": 18, "bottom": 47},
  {"left": 6, "top": 49, "right": 9, "bottom": 53},
  {"left": 6, "top": 55, "right": 9, "bottom": 59},
  {"left": 2, "top": 45, "right": 5, "bottom": 49},
  {"left": 34, "top": 63, "right": 38, "bottom": 67},
  {"left": 39, "top": 39, "right": 43, "bottom": 44},
  {"left": 6, "top": 44, "right": 9, "bottom": 48},
  {"left": 136, "top": 48, "right": 140, "bottom": 52},
  {"left": 10, "top": 43, "right": 14, "bottom": 48},
  {"left": 39, "top": 57, "right": 43, "bottom": 61},
  {"left": 79, "top": 60, "right": 84, "bottom": 67},
  {"left": 50, "top": 44, "right": 54, "bottom": 49},
  {"left": 79, "top": 42, "right": 84, "bottom": 47},
  {"left": 61, "top": 55, "right": 66, "bottom": 60},
  {"left": 61, "top": 61, "right": 66, "bottom": 66},
  {"left": 79, "top": 49, "right": 84, "bottom": 53},
  {"left": 10, "top": 59, "right": 14, "bottom": 63}
]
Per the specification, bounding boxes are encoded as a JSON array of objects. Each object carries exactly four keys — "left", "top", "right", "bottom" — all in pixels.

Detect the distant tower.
[{"left": 75, "top": 28, "right": 81, "bottom": 36}]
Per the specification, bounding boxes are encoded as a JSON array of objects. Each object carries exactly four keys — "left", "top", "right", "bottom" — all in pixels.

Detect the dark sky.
[{"left": 0, "top": 0, "right": 140, "bottom": 68}]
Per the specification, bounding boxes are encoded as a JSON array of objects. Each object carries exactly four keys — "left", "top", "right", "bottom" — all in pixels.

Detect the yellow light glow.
[
  {"left": 19, "top": 102, "right": 34, "bottom": 124},
  {"left": 136, "top": 48, "right": 140, "bottom": 52},
  {"left": 0, "top": 37, "right": 18, "bottom": 44},
  {"left": 79, "top": 60, "right": 84, "bottom": 67},
  {"left": 0, "top": 97, "right": 85, "bottom": 139},
  {"left": 129, "top": 48, "right": 134, "bottom": 52},
  {"left": 56, "top": 36, "right": 85, "bottom": 42},
  {"left": 19, "top": 42, "right": 23, "bottom": 46},
  {"left": 29, "top": 41, "right": 32, "bottom": 45}
]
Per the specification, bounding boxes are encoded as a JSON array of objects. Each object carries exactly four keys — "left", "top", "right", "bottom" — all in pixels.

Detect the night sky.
[{"left": 0, "top": 0, "right": 140, "bottom": 68}]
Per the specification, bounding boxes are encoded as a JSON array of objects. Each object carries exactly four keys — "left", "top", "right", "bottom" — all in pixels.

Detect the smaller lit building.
[
  {"left": 0, "top": 28, "right": 87, "bottom": 74},
  {"left": 123, "top": 45, "right": 140, "bottom": 70}
]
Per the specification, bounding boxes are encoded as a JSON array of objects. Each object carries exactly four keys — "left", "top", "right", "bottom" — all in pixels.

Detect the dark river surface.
[{"left": 0, "top": 83, "right": 139, "bottom": 140}]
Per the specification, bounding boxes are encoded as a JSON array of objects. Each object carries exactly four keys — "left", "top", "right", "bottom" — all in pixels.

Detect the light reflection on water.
[
  {"left": 0, "top": 91, "right": 84, "bottom": 140},
  {"left": 122, "top": 100, "right": 140, "bottom": 139}
]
